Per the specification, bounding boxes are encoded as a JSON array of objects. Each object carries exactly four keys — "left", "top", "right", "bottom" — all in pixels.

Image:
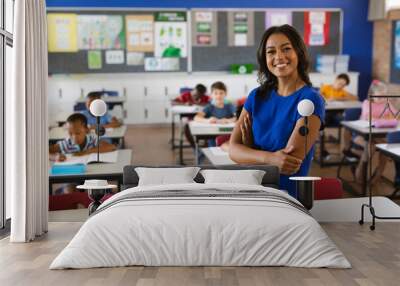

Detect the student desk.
[
  {"left": 49, "top": 149, "right": 132, "bottom": 195},
  {"left": 340, "top": 120, "right": 400, "bottom": 195},
  {"left": 49, "top": 125, "right": 127, "bottom": 147},
  {"left": 170, "top": 105, "right": 202, "bottom": 164},
  {"left": 316, "top": 100, "right": 363, "bottom": 167},
  {"left": 376, "top": 143, "right": 400, "bottom": 198},
  {"left": 189, "top": 121, "right": 235, "bottom": 164},
  {"left": 202, "top": 147, "right": 235, "bottom": 165},
  {"left": 325, "top": 100, "right": 362, "bottom": 111}
]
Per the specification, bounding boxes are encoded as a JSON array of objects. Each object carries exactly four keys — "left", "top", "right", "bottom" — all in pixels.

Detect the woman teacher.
[{"left": 229, "top": 25, "right": 325, "bottom": 198}]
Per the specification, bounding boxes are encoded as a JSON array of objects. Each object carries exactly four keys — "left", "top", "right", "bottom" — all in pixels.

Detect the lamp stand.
[
  {"left": 88, "top": 188, "right": 107, "bottom": 215},
  {"left": 96, "top": 116, "right": 100, "bottom": 163}
]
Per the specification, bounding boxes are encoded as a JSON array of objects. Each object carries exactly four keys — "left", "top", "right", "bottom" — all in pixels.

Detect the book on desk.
[{"left": 50, "top": 151, "right": 118, "bottom": 175}]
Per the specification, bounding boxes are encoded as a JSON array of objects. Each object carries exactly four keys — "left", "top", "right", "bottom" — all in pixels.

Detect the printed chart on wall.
[
  {"left": 154, "top": 12, "right": 187, "bottom": 58},
  {"left": 77, "top": 15, "right": 125, "bottom": 50},
  {"left": 304, "top": 11, "right": 330, "bottom": 46},
  {"left": 228, "top": 11, "right": 254, "bottom": 47},
  {"left": 192, "top": 11, "right": 217, "bottom": 47},
  {"left": 126, "top": 15, "right": 154, "bottom": 52},
  {"left": 265, "top": 11, "right": 292, "bottom": 28},
  {"left": 47, "top": 13, "right": 78, "bottom": 52}
]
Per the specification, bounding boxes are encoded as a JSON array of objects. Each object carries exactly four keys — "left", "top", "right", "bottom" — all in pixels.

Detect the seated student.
[
  {"left": 193, "top": 81, "right": 236, "bottom": 147},
  {"left": 49, "top": 113, "right": 116, "bottom": 161},
  {"left": 81, "top": 91, "right": 122, "bottom": 129},
  {"left": 319, "top": 73, "right": 358, "bottom": 159},
  {"left": 173, "top": 84, "right": 210, "bottom": 105},
  {"left": 342, "top": 93, "right": 399, "bottom": 183},
  {"left": 320, "top": 73, "right": 357, "bottom": 101}
]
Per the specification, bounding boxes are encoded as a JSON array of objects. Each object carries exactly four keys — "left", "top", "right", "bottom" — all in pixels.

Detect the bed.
[{"left": 50, "top": 165, "right": 350, "bottom": 269}]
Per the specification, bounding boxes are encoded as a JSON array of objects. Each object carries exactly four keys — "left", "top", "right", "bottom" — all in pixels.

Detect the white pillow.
[
  {"left": 135, "top": 167, "right": 201, "bottom": 186},
  {"left": 200, "top": 169, "right": 266, "bottom": 185}
]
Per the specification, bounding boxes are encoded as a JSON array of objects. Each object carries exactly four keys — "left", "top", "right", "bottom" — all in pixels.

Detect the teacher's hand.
[
  {"left": 240, "top": 113, "right": 253, "bottom": 147},
  {"left": 271, "top": 146, "right": 302, "bottom": 175}
]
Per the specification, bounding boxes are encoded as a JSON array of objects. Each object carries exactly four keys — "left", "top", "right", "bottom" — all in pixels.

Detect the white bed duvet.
[{"left": 50, "top": 183, "right": 351, "bottom": 269}]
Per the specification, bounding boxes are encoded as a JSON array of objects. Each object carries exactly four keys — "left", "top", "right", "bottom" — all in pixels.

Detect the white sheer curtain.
[{"left": 8, "top": 0, "right": 48, "bottom": 242}]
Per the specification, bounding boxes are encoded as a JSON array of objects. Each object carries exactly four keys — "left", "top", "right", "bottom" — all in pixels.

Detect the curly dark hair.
[
  {"left": 256, "top": 24, "right": 312, "bottom": 98},
  {"left": 66, "top": 113, "right": 88, "bottom": 127}
]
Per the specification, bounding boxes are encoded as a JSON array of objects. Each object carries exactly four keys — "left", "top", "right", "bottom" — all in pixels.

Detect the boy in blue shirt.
[
  {"left": 194, "top": 81, "right": 236, "bottom": 150},
  {"left": 194, "top": 81, "right": 236, "bottom": 125},
  {"left": 81, "top": 91, "right": 122, "bottom": 129}
]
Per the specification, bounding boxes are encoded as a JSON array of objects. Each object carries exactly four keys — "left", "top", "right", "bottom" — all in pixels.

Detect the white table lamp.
[
  {"left": 89, "top": 99, "right": 107, "bottom": 162},
  {"left": 290, "top": 99, "right": 320, "bottom": 210}
]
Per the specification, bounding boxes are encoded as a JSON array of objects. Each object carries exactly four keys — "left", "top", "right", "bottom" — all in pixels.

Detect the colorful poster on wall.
[
  {"left": 154, "top": 12, "right": 187, "bottom": 58},
  {"left": 88, "top": 50, "right": 102, "bottom": 69},
  {"left": 304, "top": 12, "right": 330, "bottom": 46},
  {"left": 125, "top": 15, "right": 154, "bottom": 52},
  {"left": 78, "top": 15, "right": 125, "bottom": 50},
  {"left": 228, "top": 11, "right": 254, "bottom": 47},
  {"left": 265, "top": 11, "right": 292, "bottom": 28},
  {"left": 47, "top": 13, "right": 78, "bottom": 52},
  {"left": 395, "top": 21, "right": 400, "bottom": 69},
  {"left": 192, "top": 11, "right": 217, "bottom": 47}
]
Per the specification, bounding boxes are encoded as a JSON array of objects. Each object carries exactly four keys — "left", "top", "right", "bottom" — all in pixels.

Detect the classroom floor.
[
  {"left": 49, "top": 124, "right": 400, "bottom": 221},
  {"left": 2, "top": 124, "right": 400, "bottom": 285},
  {"left": 1, "top": 222, "right": 400, "bottom": 286}
]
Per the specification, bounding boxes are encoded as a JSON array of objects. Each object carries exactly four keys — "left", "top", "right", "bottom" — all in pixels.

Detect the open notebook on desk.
[{"left": 54, "top": 151, "right": 118, "bottom": 166}]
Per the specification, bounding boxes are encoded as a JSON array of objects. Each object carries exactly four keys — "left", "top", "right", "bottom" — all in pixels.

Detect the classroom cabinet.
[{"left": 48, "top": 72, "right": 359, "bottom": 126}]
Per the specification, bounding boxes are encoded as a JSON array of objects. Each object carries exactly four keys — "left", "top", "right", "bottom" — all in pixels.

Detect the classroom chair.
[
  {"left": 73, "top": 102, "right": 87, "bottom": 112},
  {"left": 102, "top": 90, "right": 119, "bottom": 97},
  {"left": 49, "top": 192, "right": 114, "bottom": 211},
  {"left": 314, "top": 178, "right": 344, "bottom": 200},
  {"left": 336, "top": 107, "right": 363, "bottom": 181}
]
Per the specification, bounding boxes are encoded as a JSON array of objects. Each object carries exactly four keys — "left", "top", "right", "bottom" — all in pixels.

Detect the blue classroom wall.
[{"left": 46, "top": 0, "right": 372, "bottom": 99}]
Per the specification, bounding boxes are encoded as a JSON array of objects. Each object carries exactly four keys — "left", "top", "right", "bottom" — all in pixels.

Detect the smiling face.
[
  {"left": 265, "top": 33, "right": 299, "bottom": 79},
  {"left": 211, "top": 88, "right": 226, "bottom": 105}
]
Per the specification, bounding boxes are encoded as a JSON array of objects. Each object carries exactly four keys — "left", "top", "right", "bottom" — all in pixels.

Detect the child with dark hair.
[
  {"left": 193, "top": 81, "right": 236, "bottom": 151},
  {"left": 173, "top": 83, "right": 210, "bottom": 105},
  {"left": 81, "top": 91, "right": 122, "bottom": 129},
  {"left": 194, "top": 81, "right": 236, "bottom": 125},
  {"left": 320, "top": 73, "right": 357, "bottom": 101},
  {"left": 320, "top": 73, "right": 359, "bottom": 159},
  {"left": 49, "top": 113, "right": 116, "bottom": 162}
]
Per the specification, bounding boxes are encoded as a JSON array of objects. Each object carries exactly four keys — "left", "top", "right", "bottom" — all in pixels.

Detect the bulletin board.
[
  {"left": 47, "top": 9, "right": 342, "bottom": 74},
  {"left": 48, "top": 10, "right": 188, "bottom": 74},
  {"left": 191, "top": 9, "right": 342, "bottom": 72}
]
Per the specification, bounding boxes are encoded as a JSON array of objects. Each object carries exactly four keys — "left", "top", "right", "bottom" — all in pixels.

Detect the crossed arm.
[{"left": 229, "top": 108, "right": 321, "bottom": 175}]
